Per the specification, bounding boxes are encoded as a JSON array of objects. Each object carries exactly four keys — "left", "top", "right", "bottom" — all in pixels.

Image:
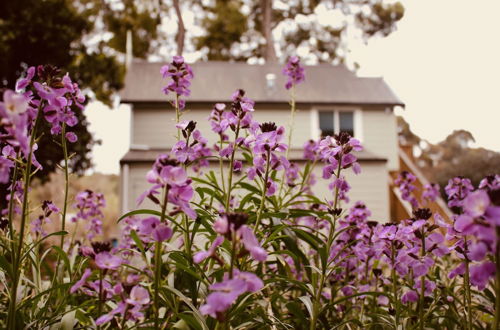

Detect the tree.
[
  {"left": 194, "top": 0, "right": 248, "bottom": 60},
  {"left": 397, "top": 116, "right": 500, "bottom": 190},
  {"left": 196, "top": 0, "right": 405, "bottom": 62},
  {"left": 101, "top": 0, "right": 161, "bottom": 58}
]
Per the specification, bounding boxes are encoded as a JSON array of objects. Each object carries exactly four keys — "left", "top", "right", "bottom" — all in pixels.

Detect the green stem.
[
  {"left": 278, "top": 84, "right": 297, "bottom": 198},
  {"left": 97, "top": 269, "right": 104, "bottom": 330},
  {"left": 285, "top": 85, "right": 296, "bottom": 159},
  {"left": 59, "top": 123, "right": 69, "bottom": 249},
  {"left": 219, "top": 137, "right": 226, "bottom": 195},
  {"left": 154, "top": 186, "right": 169, "bottom": 329},
  {"left": 494, "top": 227, "right": 500, "bottom": 329},
  {"left": 391, "top": 242, "right": 400, "bottom": 328},
  {"left": 183, "top": 214, "right": 191, "bottom": 258},
  {"left": 51, "top": 122, "right": 70, "bottom": 284},
  {"left": 7, "top": 107, "right": 43, "bottom": 330},
  {"left": 254, "top": 149, "right": 271, "bottom": 231},
  {"left": 310, "top": 162, "right": 342, "bottom": 330},
  {"left": 175, "top": 94, "right": 181, "bottom": 141},
  {"left": 225, "top": 121, "right": 241, "bottom": 212},
  {"left": 228, "top": 231, "right": 237, "bottom": 279},
  {"left": 419, "top": 232, "right": 426, "bottom": 330},
  {"left": 6, "top": 151, "right": 21, "bottom": 245},
  {"left": 463, "top": 237, "right": 472, "bottom": 330}
]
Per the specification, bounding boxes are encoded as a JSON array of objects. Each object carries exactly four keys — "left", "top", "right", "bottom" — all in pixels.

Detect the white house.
[{"left": 119, "top": 61, "right": 405, "bottom": 221}]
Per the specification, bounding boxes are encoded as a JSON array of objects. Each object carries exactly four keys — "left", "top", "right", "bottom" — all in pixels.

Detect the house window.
[{"left": 319, "top": 110, "right": 355, "bottom": 138}]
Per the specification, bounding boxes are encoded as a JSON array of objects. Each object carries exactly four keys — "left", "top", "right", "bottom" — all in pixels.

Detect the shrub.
[{"left": 0, "top": 57, "right": 498, "bottom": 329}]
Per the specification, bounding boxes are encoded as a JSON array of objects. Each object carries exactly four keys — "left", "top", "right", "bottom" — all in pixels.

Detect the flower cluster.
[
  {"left": 282, "top": 56, "right": 305, "bottom": 90},
  {"left": 18, "top": 65, "right": 84, "bottom": 141},
  {"left": 0, "top": 90, "right": 31, "bottom": 161},
  {"left": 200, "top": 270, "right": 263, "bottom": 320},
  {"left": 394, "top": 171, "right": 419, "bottom": 209},
  {"left": 30, "top": 200, "right": 60, "bottom": 237},
  {"left": 422, "top": 182, "right": 440, "bottom": 203},
  {"left": 160, "top": 55, "right": 193, "bottom": 110},
  {"left": 195, "top": 212, "right": 266, "bottom": 318},
  {"left": 138, "top": 155, "right": 196, "bottom": 219},
  {"left": 448, "top": 176, "right": 500, "bottom": 288},
  {"left": 171, "top": 120, "right": 211, "bottom": 171},
  {"left": 72, "top": 190, "right": 106, "bottom": 241},
  {"left": 245, "top": 122, "right": 288, "bottom": 196}
]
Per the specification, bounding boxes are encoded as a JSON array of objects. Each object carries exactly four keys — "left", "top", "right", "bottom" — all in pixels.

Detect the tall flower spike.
[
  {"left": 283, "top": 56, "right": 305, "bottom": 90},
  {"left": 160, "top": 56, "right": 193, "bottom": 110}
]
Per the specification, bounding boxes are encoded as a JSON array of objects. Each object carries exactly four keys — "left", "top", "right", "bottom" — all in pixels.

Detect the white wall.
[
  {"left": 132, "top": 106, "right": 399, "bottom": 171},
  {"left": 125, "top": 159, "right": 390, "bottom": 222}
]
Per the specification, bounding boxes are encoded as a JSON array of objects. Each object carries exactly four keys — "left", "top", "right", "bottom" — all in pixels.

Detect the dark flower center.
[
  {"left": 260, "top": 122, "right": 277, "bottom": 133},
  {"left": 412, "top": 208, "right": 432, "bottom": 220}
]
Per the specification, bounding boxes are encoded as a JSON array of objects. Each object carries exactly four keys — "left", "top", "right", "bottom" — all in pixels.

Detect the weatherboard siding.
[
  {"left": 361, "top": 110, "right": 399, "bottom": 171},
  {"left": 124, "top": 160, "right": 389, "bottom": 222},
  {"left": 131, "top": 107, "right": 399, "bottom": 171},
  {"left": 131, "top": 107, "right": 313, "bottom": 149}
]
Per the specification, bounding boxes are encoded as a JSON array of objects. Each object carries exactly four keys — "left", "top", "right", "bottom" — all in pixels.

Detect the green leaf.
[
  {"left": 117, "top": 208, "right": 162, "bottom": 223},
  {"left": 238, "top": 182, "right": 261, "bottom": 194},
  {"left": 0, "top": 254, "right": 13, "bottom": 279},
  {"left": 21, "top": 231, "right": 68, "bottom": 262},
  {"left": 299, "top": 295, "right": 313, "bottom": 318},
  {"left": 161, "top": 286, "right": 209, "bottom": 330},
  {"left": 173, "top": 318, "right": 190, "bottom": 330},
  {"left": 177, "top": 313, "right": 204, "bottom": 330},
  {"left": 60, "top": 310, "right": 76, "bottom": 330},
  {"left": 52, "top": 245, "right": 71, "bottom": 274}
]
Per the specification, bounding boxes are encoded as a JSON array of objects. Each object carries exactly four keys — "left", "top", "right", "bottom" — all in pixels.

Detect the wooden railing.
[{"left": 389, "top": 147, "right": 452, "bottom": 222}]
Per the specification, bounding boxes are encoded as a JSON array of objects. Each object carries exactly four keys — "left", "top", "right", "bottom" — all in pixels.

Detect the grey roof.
[
  {"left": 120, "top": 61, "right": 404, "bottom": 106},
  {"left": 120, "top": 148, "right": 387, "bottom": 164}
]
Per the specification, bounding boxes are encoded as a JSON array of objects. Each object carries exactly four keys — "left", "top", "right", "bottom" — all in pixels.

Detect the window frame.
[{"left": 311, "top": 106, "right": 363, "bottom": 141}]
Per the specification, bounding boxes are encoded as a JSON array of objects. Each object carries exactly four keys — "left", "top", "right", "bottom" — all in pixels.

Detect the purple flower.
[
  {"left": 0, "top": 156, "right": 14, "bottom": 184},
  {"left": 479, "top": 175, "right": 500, "bottom": 191},
  {"left": 194, "top": 236, "right": 224, "bottom": 263},
  {"left": 70, "top": 268, "right": 92, "bottom": 293},
  {"left": 160, "top": 56, "right": 193, "bottom": 110},
  {"left": 200, "top": 278, "right": 247, "bottom": 318},
  {"left": 401, "top": 290, "right": 418, "bottom": 304},
  {"left": 72, "top": 190, "right": 105, "bottom": 240},
  {"left": 16, "top": 66, "right": 35, "bottom": 91},
  {"left": 152, "top": 223, "right": 173, "bottom": 242},
  {"left": 139, "top": 155, "right": 197, "bottom": 219},
  {"left": 95, "top": 252, "right": 123, "bottom": 270},
  {"left": 65, "top": 132, "right": 77, "bottom": 143},
  {"left": 448, "top": 262, "right": 466, "bottom": 279},
  {"left": 445, "top": 177, "right": 474, "bottom": 208},
  {"left": 2, "top": 90, "right": 29, "bottom": 115},
  {"left": 233, "top": 270, "right": 264, "bottom": 292},
  {"left": 125, "top": 285, "right": 150, "bottom": 306},
  {"left": 463, "top": 190, "right": 490, "bottom": 217},
  {"left": 239, "top": 225, "right": 267, "bottom": 262},
  {"left": 0, "top": 90, "right": 31, "bottom": 158},
  {"left": 422, "top": 183, "right": 440, "bottom": 202},
  {"left": 95, "top": 302, "right": 127, "bottom": 325},
  {"left": 282, "top": 56, "right": 305, "bottom": 89},
  {"left": 470, "top": 261, "right": 496, "bottom": 289},
  {"left": 200, "top": 270, "right": 264, "bottom": 319},
  {"left": 394, "top": 171, "right": 418, "bottom": 209}
]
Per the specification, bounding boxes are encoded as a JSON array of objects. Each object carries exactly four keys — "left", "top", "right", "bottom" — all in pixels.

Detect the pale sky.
[{"left": 85, "top": 0, "right": 500, "bottom": 174}]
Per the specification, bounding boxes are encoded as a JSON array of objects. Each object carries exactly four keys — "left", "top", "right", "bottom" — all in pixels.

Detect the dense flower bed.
[{"left": 0, "top": 57, "right": 498, "bottom": 329}]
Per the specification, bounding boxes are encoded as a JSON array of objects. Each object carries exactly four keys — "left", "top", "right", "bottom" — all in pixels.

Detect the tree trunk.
[
  {"left": 173, "top": 0, "right": 185, "bottom": 55},
  {"left": 261, "top": 0, "right": 277, "bottom": 62}
]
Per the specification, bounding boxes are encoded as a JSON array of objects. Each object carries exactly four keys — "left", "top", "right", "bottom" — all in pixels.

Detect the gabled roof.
[{"left": 120, "top": 61, "right": 404, "bottom": 107}]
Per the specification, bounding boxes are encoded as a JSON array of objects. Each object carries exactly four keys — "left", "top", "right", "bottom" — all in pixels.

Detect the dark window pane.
[
  {"left": 339, "top": 111, "right": 354, "bottom": 137},
  {"left": 319, "top": 111, "right": 334, "bottom": 137}
]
